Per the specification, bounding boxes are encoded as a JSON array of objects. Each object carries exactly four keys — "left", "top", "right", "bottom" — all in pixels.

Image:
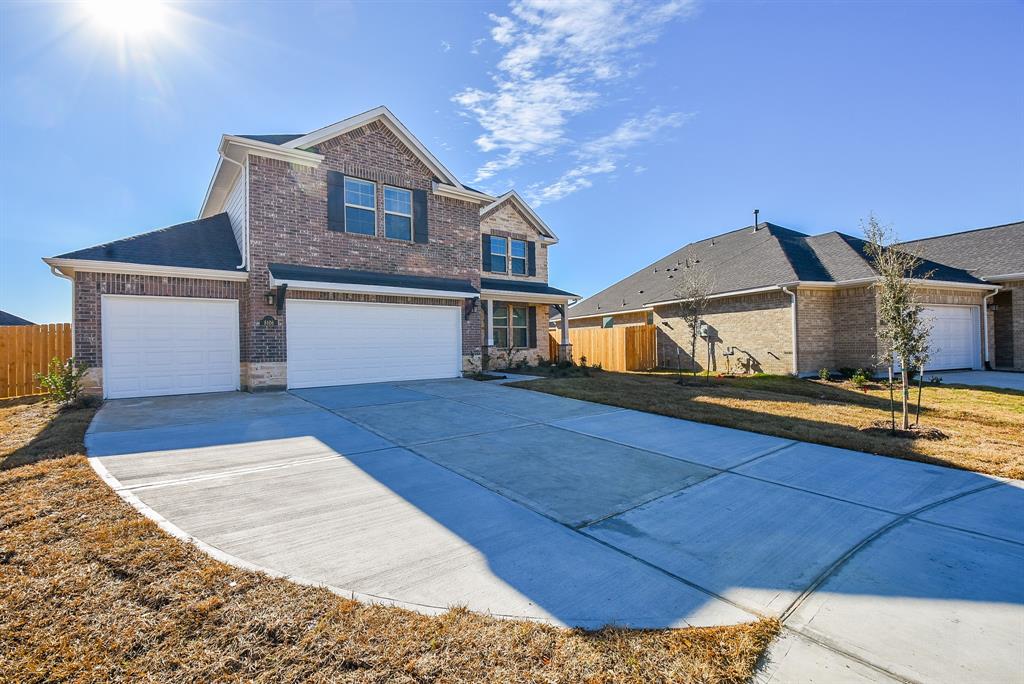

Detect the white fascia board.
[
  {"left": 199, "top": 136, "right": 322, "bottom": 218},
  {"left": 981, "top": 273, "right": 1024, "bottom": 282},
  {"left": 645, "top": 285, "right": 783, "bottom": 307},
  {"left": 222, "top": 136, "right": 323, "bottom": 166},
  {"left": 432, "top": 182, "right": 494, "bottom": 205},
  {"left": 271, "top": 276, "right": 476, "bottom": 300},
  {"left": 567, "top": 306, "right": 653, "bottom": 320},
  {"left": 43, "top": 258, "right": 250, "bottom": 282},
  {"left": 782, "top": 278, "right": 999, "bottom": 291},
  {"left": 283, "top": 106, "right": 463, "bottom": 188},
  {"left": 481, "top": 190, "right": 558, "bottom": 242},
  {"left": 480, "top": 289, "right": 574, "bottom": 304}
]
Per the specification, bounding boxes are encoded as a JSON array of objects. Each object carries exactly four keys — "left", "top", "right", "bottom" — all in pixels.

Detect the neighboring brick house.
[
  {"left": 560, "top": 221, "right": 1023, "bottom": 375},
  {"left": 44, "top": 107, "right": 577, "bottom": 399}
]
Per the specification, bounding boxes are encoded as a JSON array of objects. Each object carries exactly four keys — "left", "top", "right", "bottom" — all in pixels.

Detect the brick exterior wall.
[
  {"left": 993, "top": 280, "right": 1023, "bottom": 369},
  {"left": 654, "top": 290, "right": 793, "bottom": 375},
  {"left": 480, "top": 302, "right": 549, "bottom": 368},
  {"left": 71, "top": 271, "right": 244, "bottom": 393},
  {"left": 243, "top": 120, "right": 483, "bottom": 385},
  {"left": 795, "top": 288, "right": 834, "bottom": 373},
  {"left": 480, "top": 201, "right": 549, "bottom": 284}
]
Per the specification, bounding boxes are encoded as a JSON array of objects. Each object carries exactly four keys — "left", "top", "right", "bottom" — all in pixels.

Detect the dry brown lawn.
[
  {"left": 511, "top": 371, "right": 1024, "bottom": 479},
  {"left": 0, "top": 397, "right": 778, "bottom": 683}
]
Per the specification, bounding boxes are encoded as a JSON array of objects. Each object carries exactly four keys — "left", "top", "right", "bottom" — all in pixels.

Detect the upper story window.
[
  {"left": 384, "top": 186, "right": 412, "bottom": 241},
  {"left": 490, "top": 236, "right": 508, "bottom": 272},
  {"left": 510, "top": 239, "right": 527, "bottom": 275},
  {"left": 344, "top": 178, "right": 376, "bottom": 235},
  {"left": 602, "top": 316, "right": 614, "bottom": 329}
]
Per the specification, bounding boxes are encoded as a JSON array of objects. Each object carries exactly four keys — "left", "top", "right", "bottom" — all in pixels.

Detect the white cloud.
[
  {"left": 470, "top": 38, "right": 486, "bottom": 55},
  {"left": 453, "top": 0, "right": 693, "bottom": 185},
  {"left": 440, "top": 40, "right": 452, "bottom": 52},
  {"left": 525, "top": 110, "right": 689, "bottom": 204}
]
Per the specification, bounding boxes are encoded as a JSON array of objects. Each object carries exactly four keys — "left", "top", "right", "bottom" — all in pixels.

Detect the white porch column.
[
  {"left": 486, "top": 298, "right": 494, "bottom": 346},
  {"left": 560, "top": 300, "right": 570, "bottom": 340}
]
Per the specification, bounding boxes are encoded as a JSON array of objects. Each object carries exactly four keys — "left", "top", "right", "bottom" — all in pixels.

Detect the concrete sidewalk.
[{"left": 87, "top": 378, "right": 1024, "bottom": 683}]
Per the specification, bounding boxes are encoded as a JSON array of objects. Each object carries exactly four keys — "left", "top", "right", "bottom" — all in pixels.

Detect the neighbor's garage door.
[
  {"left": 922, "top": 305, "right": 979, "bottom": 370},
  {"left": 102, "top": 296, "right": 240, "bottom": 399},
  {"left": 286, "top": 300, "right": 462, "bottom": 388}
]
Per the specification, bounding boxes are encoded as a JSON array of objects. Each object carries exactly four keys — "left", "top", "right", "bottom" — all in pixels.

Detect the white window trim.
[
  {"left": 490, "top": 302, "right": 529, "bottom": 349},
  {"left": 383, "top": 185, "right": 413, "bottom": 241},
  {"left": 490, "top": 236, "right": 508, "bottom": 273},
  {"left": 510, "top": 238, "right": 527, "bottom": 276},
  {"left": 344, "top": 177, "right": 377, "bottom": 235}
]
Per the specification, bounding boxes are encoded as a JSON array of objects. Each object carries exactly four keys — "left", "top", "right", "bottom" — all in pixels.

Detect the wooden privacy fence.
[
  {"left": 550, "top": 324, "right": 657, "bottom": 372},
  {"left": 0, "top": 324, "right": 72, "bottom": 399}
]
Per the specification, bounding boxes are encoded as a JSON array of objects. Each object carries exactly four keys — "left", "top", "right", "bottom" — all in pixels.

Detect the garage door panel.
[
  {"left": 102, "top": 296, "right": 240, "bottom": 399},
  {"left": 896, "top": 306, "right": 979, "bottom": 372},
  {"left": 287, "top": 300, "right": 461, "bottom": 388}
]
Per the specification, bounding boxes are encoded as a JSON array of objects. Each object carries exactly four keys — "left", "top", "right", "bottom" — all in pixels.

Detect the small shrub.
[
  {"left": 579, "top": 356, "right": 588, "bottom": 367},
  {"left": 838, "top": 367, "right": 858, "bottom": 380},
  {"left": 36, "top": 356, "right": 88, "bottom": 405},
  {"left": 556, "top": 359, "right": 572, "bottom": 370},
  {"left": 818, "top": 367, "right": 831, "bottom": 382},
  {"left": 929, "top": 376, "right": 943, "bottom": 385},
  {"left": 850, "top": 368, "right": 871, "bottom": 388}
]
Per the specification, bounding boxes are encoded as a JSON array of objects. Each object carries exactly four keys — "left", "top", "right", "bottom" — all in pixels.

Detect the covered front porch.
[{"left": 479, "top": 278, "right": 578, "bottom": 368}]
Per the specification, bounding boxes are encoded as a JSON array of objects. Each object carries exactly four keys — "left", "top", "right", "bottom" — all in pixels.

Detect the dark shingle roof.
[
  {"left": 480, "top": 278, "right": 578, "bottom": 298},
  {"left": 900, "top": 221, "right": 1024, "bottom": 279},
  {"left": 568, "top": 221, "right": 989, "bottom": 320},
  {"left": 55, "top": 213, "right": 243, "bottom": 271},
  {"left": 269, "top": 263, "right": 477, "bottom": 295},
  {"left": 0, "top": 310, "right": 34, "bottom": 326},
  {"left": 235, "top": 134, "right": 306, "bottom": 145}
]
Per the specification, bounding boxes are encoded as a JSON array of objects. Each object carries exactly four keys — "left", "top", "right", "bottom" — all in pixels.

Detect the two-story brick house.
[{"left": 44, "top": 107, "right": 577, "bottom": 399}]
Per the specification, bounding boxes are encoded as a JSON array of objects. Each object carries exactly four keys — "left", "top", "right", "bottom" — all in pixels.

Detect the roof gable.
[
  {"left": 282, "top": 106, "right": 464, "bottom": 188},
  {"left": 480, "top": 191, "right": 557, "bottom": 241}
]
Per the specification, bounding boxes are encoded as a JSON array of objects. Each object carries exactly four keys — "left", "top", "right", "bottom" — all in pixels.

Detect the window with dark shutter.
[
  {"left": 412, "top": 189, "right": 428, "bottom": 243},
  {"left": 481, "top": 235, "right": 492, "bottom": 271},
  {"left": 527, "top": 241, "right": 536, "bottom": 276},
  {"left": 528, "top": 307, "right": 537, "bottom": 348},
  {"left": 327, "top": 171, "right": 346, "bottom": 232}
]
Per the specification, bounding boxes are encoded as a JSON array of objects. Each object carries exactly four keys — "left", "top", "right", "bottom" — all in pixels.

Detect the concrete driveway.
[
  {"left": 923, "top": 370, "right": 1024, "bottom": 392},
  {"left": 86, "top": 379, "right": 1024, "bottom": 683}
]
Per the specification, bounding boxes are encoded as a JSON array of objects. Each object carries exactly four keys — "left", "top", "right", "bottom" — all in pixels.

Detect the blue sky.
[{"left": 1, "top": 0, "right": 1021, "bottom": 323}]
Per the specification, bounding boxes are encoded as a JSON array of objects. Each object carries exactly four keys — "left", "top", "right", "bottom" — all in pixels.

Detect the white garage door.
[
  {"left": 287, "top": 300, "right": 462, "bottom": 388},
  {"left": 102, "top": 296, "right": 239, "bottom": 399},
  {"left": 922, "top": 306, "right": 979, "bottom": 371}
]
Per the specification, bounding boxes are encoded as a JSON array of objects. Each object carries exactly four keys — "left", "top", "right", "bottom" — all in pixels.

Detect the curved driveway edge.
[{"left": 85, "top": 380, "right": 1024, "bottom": 682}]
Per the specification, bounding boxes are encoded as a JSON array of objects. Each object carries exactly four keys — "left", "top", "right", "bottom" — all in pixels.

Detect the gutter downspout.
[
  {"left": 48, "top": 264, "right": 76, "bottom": 355},
  {"left": 982, "top": 286, "right": 1000, "bottom": 370},
  {"left": 781, "top": 286, "right": 798, "bottom": 375},
  {"left": 219, "top": 152, "right": 248, "bottom": 271}
]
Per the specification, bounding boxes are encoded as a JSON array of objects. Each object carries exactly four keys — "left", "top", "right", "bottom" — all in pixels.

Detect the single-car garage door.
[
  {"left": 102, "top": 295, "right": 240, "bottom": 399},
  {"left": 287, "top": 300, "right": 462, "bottom": 388},
  {"left": 922, "top": 305, "right": 979, "bottom": 371}
]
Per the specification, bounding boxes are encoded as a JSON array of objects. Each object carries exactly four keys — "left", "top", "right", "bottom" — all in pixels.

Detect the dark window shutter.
[
  {"left": 528, "top": 307, "right": 537, "bottom": 348},
  {"left": 327, "top": 171, "right": 346, "bottom": 232},
  {"left": 527, "top": 241, "right": 536, "bottom": 276},
  {"left": 413, "top": 189, "right": 428, "bottom": 243},
  {"left": 481, "top": 235, "right": 492, "bottom": 272}
]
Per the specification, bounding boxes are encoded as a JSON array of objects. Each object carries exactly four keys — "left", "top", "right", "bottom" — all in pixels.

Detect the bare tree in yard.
[
  {"left": 863, "top": 215, "right": 932, "bottom": 430},
  {"left": 675, "top": 261, "right": 714, "bottom": 379}
]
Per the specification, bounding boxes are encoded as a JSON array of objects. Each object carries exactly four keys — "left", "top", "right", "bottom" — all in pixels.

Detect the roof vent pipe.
[{"left": 753, "top": 209, "right": 760, "bottom": 231}]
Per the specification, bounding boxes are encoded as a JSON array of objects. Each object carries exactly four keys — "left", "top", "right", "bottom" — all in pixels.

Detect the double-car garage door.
[
  {"left": 286, "top": 300, "right": 462, "bottom": 388},
  {"left": 101, "top": 295, "right": 461, "bottom": 398}
]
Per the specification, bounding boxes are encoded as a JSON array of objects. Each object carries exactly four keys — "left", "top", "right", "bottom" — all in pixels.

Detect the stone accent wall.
[
  {"left": 480, "top": 201, "right": 548, "bottom": 284},
  {"left": 71, "top": 272, "right": 244, "bottom": 385},
  {"left": 653, "top": 290, "right": 792, "bottom": 374},
  {"left": 244, "top": 120, "right": 483, "bottom": 385}
]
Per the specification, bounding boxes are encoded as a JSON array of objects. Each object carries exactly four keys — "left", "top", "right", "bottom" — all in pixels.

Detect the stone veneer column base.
[
  {"left": 82, "top": 367, "right": 103, "bottom": 396},
  {"left": 241, "top": 362, "right": 287, "bottom": 392}
]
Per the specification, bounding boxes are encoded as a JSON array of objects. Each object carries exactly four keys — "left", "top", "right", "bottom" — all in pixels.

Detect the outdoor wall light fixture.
[
  {"left": 465, "top": 296, "right": 480, "bottom": 320},
  {"left": 264, "top": 291, "right": 276, "bottom": 307}
]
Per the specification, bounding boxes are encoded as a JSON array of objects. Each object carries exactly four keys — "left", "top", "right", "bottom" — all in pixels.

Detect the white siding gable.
[{"left": 224, "top": 164, "right": 247, "bottom": 257}]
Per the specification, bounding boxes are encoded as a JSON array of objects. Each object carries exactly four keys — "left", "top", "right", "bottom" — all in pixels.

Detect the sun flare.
[{"left": 83, "top": 0, "right": 168, "bottom": 40}]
